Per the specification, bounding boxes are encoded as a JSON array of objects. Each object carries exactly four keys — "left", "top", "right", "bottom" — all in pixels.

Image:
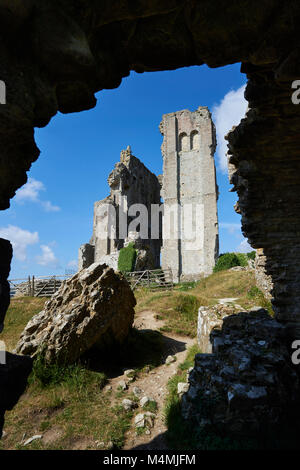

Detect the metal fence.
[
  {"left": 124, "top": 268, "right": 173, "bottom": 291},
  {"left": 8, "top": 274, "right": 72, "bottom": 298}
]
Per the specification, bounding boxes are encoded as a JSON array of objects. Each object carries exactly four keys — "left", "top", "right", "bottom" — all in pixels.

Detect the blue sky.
[{"left": 0, "top": 63, "right": 251, "bottom": 279}]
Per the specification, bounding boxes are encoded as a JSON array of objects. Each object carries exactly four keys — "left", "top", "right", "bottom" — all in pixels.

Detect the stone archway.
[
  {"left": 1, "top": 0, "right": 300, "bottom": 441},
  {"left": 1, "top": 0, "right": 300, "bottom": 335}
]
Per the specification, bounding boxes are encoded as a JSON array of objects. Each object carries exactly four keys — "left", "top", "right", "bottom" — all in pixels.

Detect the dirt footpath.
[{"left": 107, "top": 310, "right": 195, "bottom": 450}]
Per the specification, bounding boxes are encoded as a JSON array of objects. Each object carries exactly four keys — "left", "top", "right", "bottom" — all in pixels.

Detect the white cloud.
[
  {"left": 15, "top": 178, "right": 45, "bottom": 203},
  {"left": 212, "top": 85, "right": 248, "bottom": 173},
  {"left": 0, "top": 225, "right": 39, "bottom": 261},
  {"left": 36, "top": 245, "right": 59, "bottom": 267},
  {"left": 237, "top": 238, "right": 252, "bottom": 253},
  {"left": 219, "top": 222, "right": 241, "bottom": 234},
  {"left": 15, "top": 177, "right": 61, "bottom": 212},
  {"left": 41, "top": 201, "right": 61, "bottom": 212},
  {"left": 67, "top": 260, "right": 78, "bottom": 269}
]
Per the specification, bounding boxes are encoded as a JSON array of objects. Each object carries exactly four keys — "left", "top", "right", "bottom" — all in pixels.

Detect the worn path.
[{"left": 106, "top": 310, "right": 195, "bottom": 450}]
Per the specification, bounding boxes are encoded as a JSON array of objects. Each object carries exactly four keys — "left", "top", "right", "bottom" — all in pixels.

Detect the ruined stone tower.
[
  {"left": 78, "top": 146, "right": 161, "bottom": 271},
  {"left": 160, "top": 107, "right": 219, "bottom": 282}
]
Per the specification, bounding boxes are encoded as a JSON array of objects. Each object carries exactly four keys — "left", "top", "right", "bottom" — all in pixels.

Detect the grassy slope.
[
  {"left": 135, "top": 270, "right": 272, "bottom": 337},
  {"left": 2, "top": 297, "right": 46, "bottom": 352},
  {"left": 0, "top": 299, "right": 166, "bottom": 450},
  {"left": 0, "top": 269, "right": 272, "bottom": 450}
]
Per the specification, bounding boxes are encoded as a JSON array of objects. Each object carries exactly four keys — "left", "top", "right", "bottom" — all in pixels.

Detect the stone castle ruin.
[
  {"left": 2, "top": 0, "right": 300, "bottom": 447},
  {"left": 79, "top": 107, "right": 219, "bottom": 281},
  {"left": 160, "top": 107, "right": 219, "bottom": 282},
  {"left": 79, "top": 146, "right": 162, "bottom": 272}
]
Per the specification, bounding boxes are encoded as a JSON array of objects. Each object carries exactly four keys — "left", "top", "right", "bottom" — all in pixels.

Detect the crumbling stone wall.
[
  {"left": 79, "top": 146, "right": 161, "bottom": 271},
  {"left": 183, "top": 309, "right": 300, "bottom": 442},
  {"left": 254, "top": 249, "right": 273, "bottom": 300}
]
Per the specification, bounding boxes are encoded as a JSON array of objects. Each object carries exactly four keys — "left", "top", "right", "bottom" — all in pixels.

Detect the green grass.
[
  {"left": 143, "top": 400, "right": 158, "bottom": 413},
  {"left": 29, "top": 353, "right": 107, "bottom": 390},
  {"left": 245, "top": 286, "right": 273, "bottom": 316},
  {"left": 0, "top": 297, "right": 164, "bottom": 450},
  {"left": 0, "top": 296, "right": 47, "bottom": 351},
  {"left": 175, "top": 281, "right": 198, "bottom": 291},
  {"left": 160, "top": 294, "right": 200, "bottom": 337},
  {"left": 135, "top": 269, "right": 274, "bottom": 337},
  {"left": 1, "top": 366, "right": 133, "bottom": 450}
]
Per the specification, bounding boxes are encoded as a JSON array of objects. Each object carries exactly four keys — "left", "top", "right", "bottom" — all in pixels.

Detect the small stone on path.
[
  {"left": 165, "top": 355, "right": 176, "bottom": 365},
  {"left": 23, "top": 435, "right": 42, "bottom": 446}
]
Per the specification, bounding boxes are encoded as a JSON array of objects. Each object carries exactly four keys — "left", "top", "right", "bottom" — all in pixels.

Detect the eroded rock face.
[
  {"left": 14, "top": 263, "right": 136, "bottom": 364},
  {"left": 183, "top": 309, "right": 299, "bottom": 440}
]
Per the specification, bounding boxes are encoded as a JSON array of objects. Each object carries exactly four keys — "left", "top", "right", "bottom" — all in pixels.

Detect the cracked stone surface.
[
  {"left": 14, "top": 263, "right": 136, "bottom": 364},
  {"left": 183, "top": 309, "right": 300, "bottom": 440}
]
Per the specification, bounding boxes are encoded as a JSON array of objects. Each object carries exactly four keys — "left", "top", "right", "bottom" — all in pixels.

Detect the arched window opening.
[
  {"left": 179, "top": 132, "right": 189, "bottom": 152},
  {"left": 191, "top": 130, "right": 200, "bottom": 150}
]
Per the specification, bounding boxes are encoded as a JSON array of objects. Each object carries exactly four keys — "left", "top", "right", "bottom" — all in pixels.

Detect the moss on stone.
[{"left": 118, "top": 243, "right": 137, "bottom": 273}]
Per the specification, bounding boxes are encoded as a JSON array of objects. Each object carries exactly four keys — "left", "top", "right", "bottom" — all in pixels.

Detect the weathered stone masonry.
[
  {"left": 160, "top": 107, "right": 219, "bottom": 282},
  {"left": 80, "top": 109, "right": 219, "bottom": 281},
  {"left": 79, "top": 146, "right": 161, "bottom": 271}
]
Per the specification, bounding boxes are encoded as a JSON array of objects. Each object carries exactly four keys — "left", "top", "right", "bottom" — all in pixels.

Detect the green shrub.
[
  {"left": 117, "top": 242, "right": 137, "bottom": 272},
  {"left": 235, "top": 253, "right": 248, "bottom": 267},
  {"left": 213, "top": 253, "right": 241, "bottom": 273},
  {"left": 247, "top": 251, "right": 256, "bottom": 260}
]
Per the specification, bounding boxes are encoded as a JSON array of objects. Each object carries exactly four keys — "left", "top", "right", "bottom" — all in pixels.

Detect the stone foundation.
[{"left": 183, "top": 309, "right": 300, "bottom": 442}]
